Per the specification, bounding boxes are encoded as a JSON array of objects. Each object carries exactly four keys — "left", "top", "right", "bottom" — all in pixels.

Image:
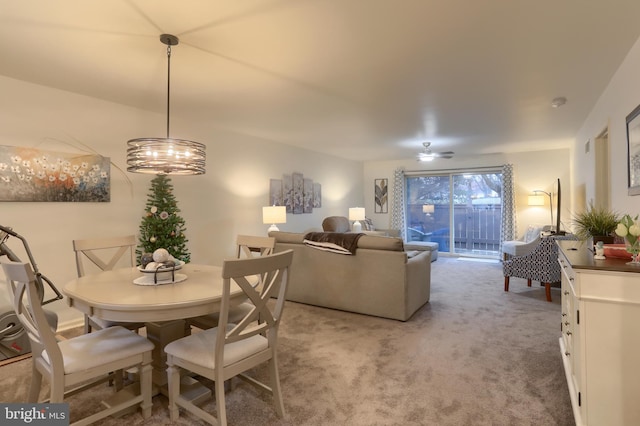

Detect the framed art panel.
[
  {"left": 282, "top": 174, "right": 293, "bottom": 213},
  {"left": 292, "top": 172, "right": 303, "bottom": 214},
  {"left": 269, "top": 179, "right": 283, "bottom": 205},
  {"left": 303, "top": 178, "right": 313, "bottom": 213},
  {"left": 0, "top": 145, "right": 110, "bottom": 202},
  {"left": 313, "top": 182, "right": 322, "bottom": 208},
  {"left": 627, "top": 104, "right": 640, "bottom": 195},
  {"left": 374, "top": 178, "right": 388, "bottom": 213}
]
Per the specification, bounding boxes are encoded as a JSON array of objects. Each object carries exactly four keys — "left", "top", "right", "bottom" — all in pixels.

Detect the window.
[{"left": 405, "top": 170, "right": 502, "bottom": 257}]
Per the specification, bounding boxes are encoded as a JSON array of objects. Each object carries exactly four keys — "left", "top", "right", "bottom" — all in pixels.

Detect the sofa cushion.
[
  {"left": 270, "top": 231, "right": 404, "bottom": 252},
  {"left": 356, "top": 235, "right": 404, "bottom": 251},
  {"left": 270, "top": 231, "right": 305, "bottom": 244},
  {"left": 524, "top": 225, "right": 543, "bottom": 243}
]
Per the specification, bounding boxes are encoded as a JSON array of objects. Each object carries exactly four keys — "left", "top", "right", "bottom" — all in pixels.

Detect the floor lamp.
[{"left": 528, "top": 190, "right": 553, "bottom": 226}]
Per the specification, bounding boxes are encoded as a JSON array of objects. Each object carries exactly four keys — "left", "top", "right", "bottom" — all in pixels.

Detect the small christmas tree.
[{"left": 137, "top": 175, "right": 191, "bottom": 263}]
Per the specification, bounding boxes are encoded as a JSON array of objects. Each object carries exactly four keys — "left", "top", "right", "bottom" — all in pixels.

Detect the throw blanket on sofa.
[{"left": 303, "top": 232, "right": 364, "bottom": 255}]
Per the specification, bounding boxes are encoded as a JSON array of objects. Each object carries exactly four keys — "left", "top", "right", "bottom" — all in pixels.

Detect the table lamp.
[
  {"left": 422, "top": 204, "right": 435, "bottom": 214},
  {"left": 349, "top": 207, "right": 366, "bottom": 232},
  {"left": 263, "top": 206, "right": 286, "bottom": 232}
]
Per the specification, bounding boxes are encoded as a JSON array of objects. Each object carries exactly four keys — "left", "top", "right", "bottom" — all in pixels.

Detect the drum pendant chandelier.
[{"left": 127, "top": 34, "right": 206, "bottom": 175}]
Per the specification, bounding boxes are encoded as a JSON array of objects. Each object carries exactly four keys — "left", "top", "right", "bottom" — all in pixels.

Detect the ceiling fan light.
[
  {"left": 417, "top": 141, "right": 454, "bottom": 161},
  {"left": 417, "top": 154, "right": 434, "bottom": 162}
]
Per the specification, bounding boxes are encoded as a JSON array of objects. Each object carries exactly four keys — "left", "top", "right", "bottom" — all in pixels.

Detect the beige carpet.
[{"left": 0, "top": 257, "right": 573, "bottom": 425}]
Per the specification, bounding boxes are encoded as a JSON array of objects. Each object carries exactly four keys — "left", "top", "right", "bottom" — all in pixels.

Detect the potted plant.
[{"left": 572, "top": 202, "right": 620, "bottom": 244}]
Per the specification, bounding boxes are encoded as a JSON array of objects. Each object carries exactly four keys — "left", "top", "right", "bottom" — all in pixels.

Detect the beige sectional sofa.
[{"left": 269, "top": 231, "right": 431, "bottom": 321}]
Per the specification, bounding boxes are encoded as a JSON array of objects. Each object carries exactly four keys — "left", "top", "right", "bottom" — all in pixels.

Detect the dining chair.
[
  {"left": 165, "top": 249, "right": 294, "bottom": 426},
  {"left": 187, "top": 234, "right": 276, "bottom": 331},
  {"left": 1, "top": 261, "right": 154, "bottom": 426},
  {"left": 72, "top": 235, "right": 145, "bottom": 334}
]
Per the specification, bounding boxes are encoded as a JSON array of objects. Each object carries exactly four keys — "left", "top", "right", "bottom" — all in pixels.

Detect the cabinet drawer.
[
  {"left": 562, "top": 323, "right": 573, "bottom": 355},
  {"left": 559, "top": 254, "right": 575, "bottom": 282}
]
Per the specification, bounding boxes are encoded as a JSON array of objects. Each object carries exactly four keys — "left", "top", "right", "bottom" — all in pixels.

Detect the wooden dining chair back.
[
  {"left": 73, "top": 235, "right": 137, "bottom": 277},
  {"left": 165, "top": 249, "right": 294, "bottom": 426},
  {"left": 186, "top": 234, "right": 276, "bottom": 331},
  {"left": 1, "top": 261, "right": 154, "bottom": 426},
  {"left": 72, "top": 235, "right": 144, "bottom": 333},
  {"left": 236, "top": 234, "right": 276, "bottom": 259}
]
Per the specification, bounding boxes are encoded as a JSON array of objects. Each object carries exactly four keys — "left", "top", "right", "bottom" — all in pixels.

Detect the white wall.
[
  {"left": 574, "top": 35, "right": 640, "bottom": 215},
  {"left": 0, "top": 75, "right": 363, "bottom": 328},
  {"left": 363, "top": 149, "right": 571, "bottom": 239}
]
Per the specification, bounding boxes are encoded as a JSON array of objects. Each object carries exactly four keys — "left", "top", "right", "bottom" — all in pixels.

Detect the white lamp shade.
[
  {"left": 349, "top": 207, "right": 366, "bottom": 221},
  {"left": 528, "top": 195, "right": 545, "bottom": 206},
  {"left": 263, "top": 206, "right": 287, "bottom": 224},
  {"left": 422, "top": 204, "right": 435, "bottom": 213}
]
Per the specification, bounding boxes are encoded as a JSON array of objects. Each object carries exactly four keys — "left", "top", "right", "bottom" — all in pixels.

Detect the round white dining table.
[
  {"left": 63, "top": 263, "right": 245, "bottom": 393},
  {"left": 63, "top": 263, "right": 243, "bottom": 323}
]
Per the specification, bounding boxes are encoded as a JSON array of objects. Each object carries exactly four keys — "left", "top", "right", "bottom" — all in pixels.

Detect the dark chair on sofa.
[{"left": 322, "top": 216, "right": 350, "bottom": 232}]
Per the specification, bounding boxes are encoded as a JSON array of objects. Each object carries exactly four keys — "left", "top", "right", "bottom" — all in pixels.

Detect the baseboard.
[
  {"left": 57, "top": 318, "right": 84, "bottom": 332},
  {"left": 0, "top": 353, "right": 31, "bottom": 367}
]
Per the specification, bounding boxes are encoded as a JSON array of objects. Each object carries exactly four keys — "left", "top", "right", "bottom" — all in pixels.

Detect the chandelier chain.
[{"left": 166, "top": 44, "right": 172, "bottom": 139}]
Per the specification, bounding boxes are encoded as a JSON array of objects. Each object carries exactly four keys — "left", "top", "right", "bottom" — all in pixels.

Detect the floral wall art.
[
  {"left": 0, "top": 145, "right": 110, "bottom": 202},
  {"left": 269, "top": 171, "right": 321, "bottom": 214}
]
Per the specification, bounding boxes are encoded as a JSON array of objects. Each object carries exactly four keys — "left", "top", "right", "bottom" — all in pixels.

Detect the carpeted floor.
[{"left": 0, "top": 257, "right": 574, "bottom": 425}]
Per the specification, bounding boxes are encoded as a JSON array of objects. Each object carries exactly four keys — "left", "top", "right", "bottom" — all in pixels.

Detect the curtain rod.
[{"left": 403, "top": 165, "right": 504, "bottom": 175}]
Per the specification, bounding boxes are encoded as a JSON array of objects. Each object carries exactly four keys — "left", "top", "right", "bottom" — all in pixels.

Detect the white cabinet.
[{"left": 558, "top": 242, "right": 640, "bottom": 426}]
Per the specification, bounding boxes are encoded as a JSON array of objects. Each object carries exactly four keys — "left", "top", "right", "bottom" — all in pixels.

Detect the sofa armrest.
[
  {"left": 362, "top": 228, "right": 400, "bottom": 238},
  {"left": 502, "top": 235, "right": 542, "bottom": 257},
  {"left": 404, "top": 250, "right": 431, "bottom": 320}
]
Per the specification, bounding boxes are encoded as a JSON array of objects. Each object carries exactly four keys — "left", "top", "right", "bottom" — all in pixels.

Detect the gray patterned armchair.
[{"left": 503, "top": 235, "right": 575, "bottom": 302}]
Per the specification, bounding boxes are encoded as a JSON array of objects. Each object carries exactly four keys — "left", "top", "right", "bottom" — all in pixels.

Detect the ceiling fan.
[{"left": 417, "top": 142, "right": 454, "bottom": 162}]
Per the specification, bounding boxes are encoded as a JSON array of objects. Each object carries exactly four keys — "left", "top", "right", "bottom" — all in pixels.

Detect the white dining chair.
[
  {"left": 165, "top": 249, "right": 294, "bottom": 426},
  {"left": 1, "top": 261, "right": 154, "bottom": 426},
  {"left": 72, "top": 235, "right": 145, "bottom": 334},
  {"left": 187, "top": 234, "right": 276, "bottom": 331}
]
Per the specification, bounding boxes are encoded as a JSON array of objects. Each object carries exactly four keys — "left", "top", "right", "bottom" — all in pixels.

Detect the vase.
[{"left": 625, "top": 239, "right": 640, "bottom": 265}]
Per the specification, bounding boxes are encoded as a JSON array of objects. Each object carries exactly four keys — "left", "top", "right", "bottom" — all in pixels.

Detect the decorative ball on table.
[
  {"left": 140, "top": 252, "right": 154, "bottom": 268},
  {"left": 153, "top": 248, "right": 170, "bottom": 262}
]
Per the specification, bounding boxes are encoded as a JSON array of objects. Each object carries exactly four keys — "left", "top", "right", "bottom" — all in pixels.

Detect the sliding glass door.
[{"left": 405, "top": 170, "right": 503, "bottom": 257}]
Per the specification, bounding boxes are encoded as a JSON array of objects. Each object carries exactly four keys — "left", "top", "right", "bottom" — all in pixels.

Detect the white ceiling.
[{"left": 2, "top": 0, "right": 640, "bottom": 162}]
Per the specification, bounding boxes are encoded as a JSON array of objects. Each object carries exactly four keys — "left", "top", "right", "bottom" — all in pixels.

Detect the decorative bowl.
[
  {"left": 137, "top": 260, "right": 185, "bottom": 282},
  {"left": 602, "top": 244, "right": 633, "bottom": 260}
]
